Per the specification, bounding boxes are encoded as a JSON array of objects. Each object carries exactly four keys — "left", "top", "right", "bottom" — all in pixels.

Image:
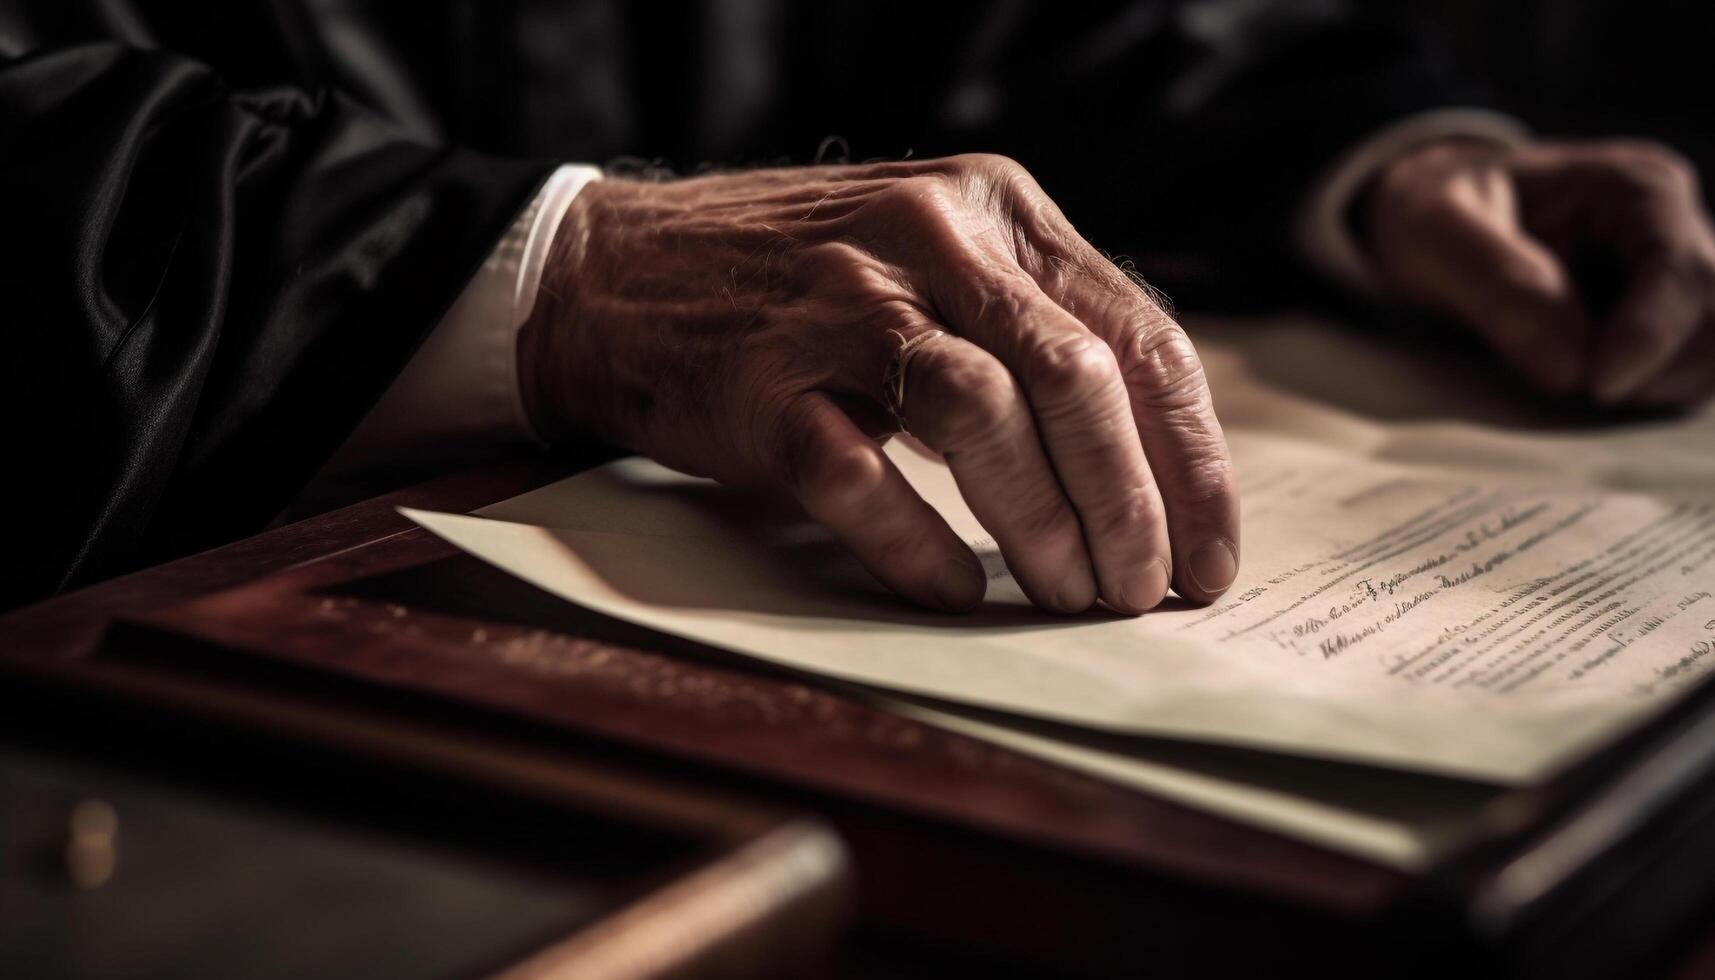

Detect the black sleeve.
[
  {"left": 0, "top": 7, "right": 551, "bottom": 605},
  {"left": 961, "top": 1, "right": 1486, "bottom": 305}
]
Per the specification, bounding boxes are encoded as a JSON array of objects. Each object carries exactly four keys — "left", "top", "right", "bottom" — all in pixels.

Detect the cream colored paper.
[
  {"left": 400, "top": 315, "right": 1715, "bottom": 864},
  {"left": 405, "top": 438, "right": 1714, "bottom": 780},
  {"left": 874, "top": 698, "right": 1500, "bottom": 869}
]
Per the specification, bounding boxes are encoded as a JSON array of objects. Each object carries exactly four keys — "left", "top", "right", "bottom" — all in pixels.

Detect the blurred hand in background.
[{"left": 1365, "top": 139, "right": 1715, "bottom": 409}]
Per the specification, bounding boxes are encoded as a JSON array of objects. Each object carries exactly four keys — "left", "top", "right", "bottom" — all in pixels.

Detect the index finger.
[{"left": 775, "top": 392, "right": 987, "bottom": 612}]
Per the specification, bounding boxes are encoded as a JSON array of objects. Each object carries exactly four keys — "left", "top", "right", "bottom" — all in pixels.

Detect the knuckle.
[
  {"left": 951, "top": 152, "right": 1026, "bottom": 180},
  {"left": 880, "top": 175, "right": 960, "bottom": 225},
  {"left": 797, "top": 241, "right": 912, "bottom": 304},
  {"left": 1024, "top": 330, "right": 1120, "bottom": 405},
  {"left": 933, "top": 354, "right": 1018, "bottom": 446},
  {"left": 797, "top": 240, "right": 867, "bottom": 274},
  {"left": 1119, "top": 319, "right": 1208, "bottom": 406},
  {"left": 806, "top": 442, "right": 886, "bottom": 514},
  {"left": 778, "top": 406, "right": 882, "bottom": 510},
  {"left": 938, "top": 153, "right": 1041, "bottom": 217},
  {"left": 796, "top": 239, "right": 867, "bottom": 283}
]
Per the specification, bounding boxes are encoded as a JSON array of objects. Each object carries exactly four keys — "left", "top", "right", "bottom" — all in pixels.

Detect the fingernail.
[
  {"left": 933, "top": 558, "right": 985, "bottom": 612},
  {"left": 1116, "top": 558, "right": 1171, "bottom": 614},
  {"left": 1187, "top": 539, "right": 1237, "bottom": 597}
]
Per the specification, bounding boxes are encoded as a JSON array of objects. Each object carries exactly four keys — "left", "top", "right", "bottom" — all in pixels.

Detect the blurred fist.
[
  {"left": 520, "top": 156, "right": 1239, "bottom": 615},
  {"left": 1365, "top": 139, "right": 1715, "bottom": 408}
]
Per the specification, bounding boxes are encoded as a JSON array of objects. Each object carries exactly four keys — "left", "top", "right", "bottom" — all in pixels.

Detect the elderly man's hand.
[
  {"left": 1365, "top": 139, "right": 1715, "bottom": 408},
  {"left": 519, "top": 156, "right": 1239, "bottom": 615}
]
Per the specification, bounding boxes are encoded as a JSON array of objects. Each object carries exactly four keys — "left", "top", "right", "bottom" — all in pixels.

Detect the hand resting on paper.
[
  {"left": 1366, "top": 139, "right": 1715, "bottom": 408},
  {"left": 518, "top": 155, "right": 1239, "bottom": 616}
]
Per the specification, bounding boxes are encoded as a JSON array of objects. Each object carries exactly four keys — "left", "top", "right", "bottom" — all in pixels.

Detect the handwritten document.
[
  {"left": 403, "top": 315, "right": 1715, "bottom": 866},
  {"left": 407, "top": 433, "right": 1714, "bottom": 780}
]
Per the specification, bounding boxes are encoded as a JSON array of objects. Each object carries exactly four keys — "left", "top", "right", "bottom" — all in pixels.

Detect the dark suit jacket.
[{"left": 0, "top": 0, "right": 1475, "bottom": 605}]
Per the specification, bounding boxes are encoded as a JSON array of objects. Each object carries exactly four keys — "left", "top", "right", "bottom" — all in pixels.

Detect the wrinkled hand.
[
  {"left": 1366, "top": 139, "right": 1715, "bottom": 407},
  {"left": 519, "top": 156, "right": 1239, "bottom": 615}
]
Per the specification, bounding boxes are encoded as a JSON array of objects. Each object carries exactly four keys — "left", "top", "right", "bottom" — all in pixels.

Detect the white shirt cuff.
[
  {"left": 1295, "top": 108, "right": 1530, "bottom": 294},
  {"left": 295, "top": 162, "right": 601, "bottom": 502}
]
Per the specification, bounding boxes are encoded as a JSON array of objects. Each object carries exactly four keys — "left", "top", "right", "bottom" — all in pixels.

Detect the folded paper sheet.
[{"left": 403, "top": 316, "right": 1715, "bottom": 866}]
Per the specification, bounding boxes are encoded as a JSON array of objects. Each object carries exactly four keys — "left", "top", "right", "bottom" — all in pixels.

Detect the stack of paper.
[{"left": 405, "top": 316, "right": 1715, "bottom": 869}]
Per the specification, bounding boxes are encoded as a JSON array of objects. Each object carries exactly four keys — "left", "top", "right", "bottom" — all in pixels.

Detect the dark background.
[{"left": 1417, "top": 0, "right": 1713, "bottom": 173}]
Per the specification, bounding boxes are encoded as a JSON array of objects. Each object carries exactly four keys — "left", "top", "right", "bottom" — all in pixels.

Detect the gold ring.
[{"left": 883, "top": 329, "right": 945, "bottom": 433}]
